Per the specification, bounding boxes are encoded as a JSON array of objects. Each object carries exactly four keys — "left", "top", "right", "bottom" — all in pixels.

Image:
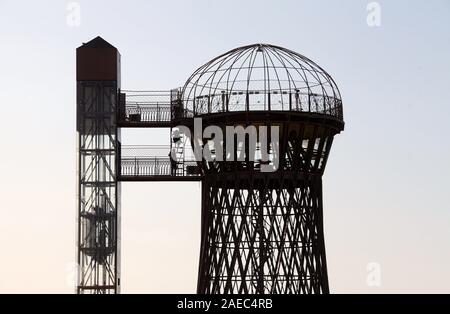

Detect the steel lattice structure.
[
  {"left": 182, "top": 44, "right": 342, "bottom": 119},
  {"left": 76, "top": 38, "right": 121, "bottom": 294},
  {"left": 196, "top": 122, "right": 338, "bottom": 293},
  {"left": 75, "top": 38, "right": 344, "bottom": 294},
  {"left": 183, "top": 44, "right": 344, "bottom": 294},
  {"left": 199, "top": 175, "right": 327, "bottom": 294}
]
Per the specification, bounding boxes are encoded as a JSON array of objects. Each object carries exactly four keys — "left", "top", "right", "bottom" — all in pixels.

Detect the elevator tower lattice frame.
[{"left": 76, "top": 38, "right": 121, "bottom": 293}]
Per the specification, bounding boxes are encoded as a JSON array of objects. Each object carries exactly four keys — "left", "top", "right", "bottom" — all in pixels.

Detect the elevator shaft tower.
[{"left": 76, "top": 38, "right": 121, "bottom": 293}]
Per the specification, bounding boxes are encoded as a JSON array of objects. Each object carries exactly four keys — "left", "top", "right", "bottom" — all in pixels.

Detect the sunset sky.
[{"left": 0, "top": 0, "right": 449, "bottom": 293}]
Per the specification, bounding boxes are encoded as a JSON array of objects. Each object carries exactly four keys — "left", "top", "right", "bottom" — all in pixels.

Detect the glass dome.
[{"left": 181, "top": 44, "right": 343, "bottom": 120}]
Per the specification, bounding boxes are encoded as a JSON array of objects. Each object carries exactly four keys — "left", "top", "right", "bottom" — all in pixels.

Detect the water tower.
[
  {"left": 181, "top": 44, "right": 344, "bottom": 294},
  {"left": 76, "top": 38, "right": 344, "bottom": 294}
]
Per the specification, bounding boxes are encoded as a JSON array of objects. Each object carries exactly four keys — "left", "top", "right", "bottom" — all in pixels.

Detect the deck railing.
[{"left": 119, "top": 145, "right": 200, "bottom": 178}]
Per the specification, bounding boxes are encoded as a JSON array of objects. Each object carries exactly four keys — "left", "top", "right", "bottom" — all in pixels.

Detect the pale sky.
[{"left": 0, "top": 0, "right": 449, "bottom": 293}]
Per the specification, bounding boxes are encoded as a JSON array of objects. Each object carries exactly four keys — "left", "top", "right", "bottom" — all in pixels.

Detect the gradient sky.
[{"left": 0, "top": 0, "right": 449, "bottom": 293}]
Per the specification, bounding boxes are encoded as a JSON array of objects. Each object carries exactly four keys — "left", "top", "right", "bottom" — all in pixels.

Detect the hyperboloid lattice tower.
[
  {"left": 75, "top": 38, "right": 344, "bottom": 294},
  {"left": 181, "top": 45, "right": 345, "bottom": 294}
]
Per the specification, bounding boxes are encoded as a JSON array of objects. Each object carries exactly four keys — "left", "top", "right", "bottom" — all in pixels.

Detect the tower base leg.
[{"left": 197, "top": 174, "right": 329, "bottom": 294}]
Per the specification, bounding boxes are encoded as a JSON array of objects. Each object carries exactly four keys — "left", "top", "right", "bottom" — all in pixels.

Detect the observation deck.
[
  {"left": 117, "top": 87, "right": 343, "bottom": 181},
  {"left": 117, "top": 44, "right": 344, "bottom": 181},
  {"left": 118, "top": 145, "right": 201, "bottom": 181},
  {"left": 118, "top": 89, "right": 342, "bottom": 127},
  {"left": 117, "top": 90, "right": 201, "bottom": 181},
  {"left": 118, "top": 90, "right": 176, "bottom": 128}
]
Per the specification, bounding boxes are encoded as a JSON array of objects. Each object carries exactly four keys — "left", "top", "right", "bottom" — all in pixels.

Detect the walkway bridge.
[
  {"left": 117, "top": 88, "right": 342, "bottom": 182},
  {"left": 118, "top": 89, "right": 200, "bottom": 181}
]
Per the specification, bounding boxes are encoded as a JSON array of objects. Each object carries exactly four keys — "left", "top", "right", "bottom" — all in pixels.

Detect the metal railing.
[
  {"left": 120, "top": 89, "right": 342, "bottom": 124},
  {"left": 188, "top": 90, "right": 343, "bottom": 120},
  {"left": 121, "top": 90, "right": 173, "bottom": 123},
  {"left": 120, "top": 145, "right": 201, "bottom": 178},
  {"left": 121, "top": 157, "right": 172, "bottom": 176},
  {"left": 124, "top": 104, "right": 171, "bottom": 122}
]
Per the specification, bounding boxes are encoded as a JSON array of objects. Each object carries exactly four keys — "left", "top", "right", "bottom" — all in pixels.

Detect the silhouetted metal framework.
[
  {"left": 76, "top": 37, "right": 121, "bottom": 294},
  {"left": 196, "top": 120, "right": 339, "bottom": 293},
  {"left": 182, "top": 44, "right": 344, "bottom": 294},
  {"left": 77, "top": 81, "right": 120, "bottom": 294},
  {"left": 76, "top": 38, "right": 344, "bottom": 294},
  {"left": 182, "top": 44, "right": 342, "bottom": 119},
  {"left": 120, "top": 145, "right": 199, "bottom": 181}
]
